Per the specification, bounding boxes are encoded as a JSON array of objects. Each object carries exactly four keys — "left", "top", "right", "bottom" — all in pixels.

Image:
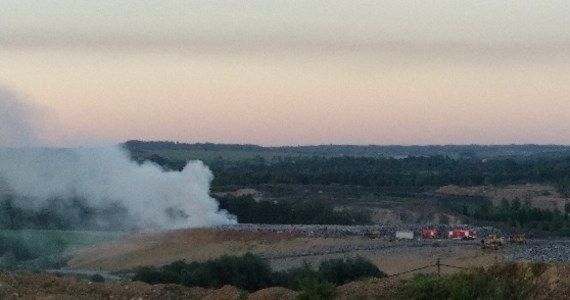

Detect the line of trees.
[
  {"left": 210, "top": 156, "right": 570, "bottom": 189},
  {"left": 459, "top": 198, "right": 570, "bottom": 235},
  {"left": 124, "top": 140, "right": 570, "bottom": 158},
  {"left": 217, "top": 195, "right": 372, "bottom": 225},
  {"left": 137, "top": 152, "right": 570, "bottom": 193}
]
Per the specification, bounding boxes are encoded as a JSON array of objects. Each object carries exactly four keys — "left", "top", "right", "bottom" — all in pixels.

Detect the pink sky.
[{"left": 1, "top": 1, "right": 570, "bottom": 146}]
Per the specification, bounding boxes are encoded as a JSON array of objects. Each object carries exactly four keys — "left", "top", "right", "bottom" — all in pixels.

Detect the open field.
[
  {"left": 0, "top": 230, "right": 122, "bottom": 250},
  {"left": 67, "top": 227, "right": 507, "bottom": 275}
]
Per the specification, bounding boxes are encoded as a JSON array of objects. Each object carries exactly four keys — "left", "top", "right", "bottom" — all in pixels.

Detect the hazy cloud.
[
  {"left": 2, "top": 1, "right": 570, "bottom": 61},
  {"left": 0, "top": 87, "right": 40, "bottom": 147},
  {"left": 1, "top": 32, "right": 569, "bottom": 62}
]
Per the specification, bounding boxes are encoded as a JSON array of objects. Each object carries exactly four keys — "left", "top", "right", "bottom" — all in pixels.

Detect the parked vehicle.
[
  {"left": 421, "top": 229, "right": 441, "bottom": 239},
  {"left": 395, "top": 231, "right": 414, "bottom": 240},
  {"left": 486, "top": 234, "right": 505, "bottom": 246},
  {"left": 508, "top": 234, "right": 527, "bottom": 245},
  {"left": 448, "top": 229, "right": 477, "bottom": 240}
]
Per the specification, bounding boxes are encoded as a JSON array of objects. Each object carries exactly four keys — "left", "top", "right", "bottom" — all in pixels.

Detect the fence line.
[
  {"left": 263, "top": 241, "right": 437, "bottom": 260},
  {"left": 388, "top": 259, "right": 469, "bottom": 278},
  {"left": 262, "top": 242, "right": 472, "bottom": 278},
  {"left": 439, "top": 263, "right": 468, "bottom": 270},
  {"left": 387, "top": 265, "right": 435, "bottom": 277}
]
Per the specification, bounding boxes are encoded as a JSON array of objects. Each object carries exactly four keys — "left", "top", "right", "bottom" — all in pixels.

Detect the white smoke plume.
[
  {"left": 0, "top": 88, "right": 41, "bottom": 147},
  {"left": 0, "top": 86, "right": 236, "bottom": 229}
]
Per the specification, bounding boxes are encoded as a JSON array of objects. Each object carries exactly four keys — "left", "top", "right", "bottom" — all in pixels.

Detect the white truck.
[{"left": 395, "top": 230, "right": 414, "bottom": 240}]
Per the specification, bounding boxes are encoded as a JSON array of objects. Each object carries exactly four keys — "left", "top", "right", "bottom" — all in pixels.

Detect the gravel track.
[
  {"left": 217, "top": 223, "right": 501, "bottom": 239},
  {"left": 506, "top": 240, "right": 570, "bottom": 263}
]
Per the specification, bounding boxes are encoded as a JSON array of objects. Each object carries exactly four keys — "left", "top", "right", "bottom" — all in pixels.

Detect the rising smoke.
[
  {"left": 0, "top": 86, "right": 236, "bottom": 230},
  {"left": 0, "top": 88, "right": 41, "bottom": 148}
]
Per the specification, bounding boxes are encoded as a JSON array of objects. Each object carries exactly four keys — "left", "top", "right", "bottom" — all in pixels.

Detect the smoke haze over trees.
[{"left": 0, "top": 87, "right": 236, "bottom": 230}]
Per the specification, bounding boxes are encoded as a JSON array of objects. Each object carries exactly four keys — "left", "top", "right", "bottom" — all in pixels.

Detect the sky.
[{"left": 1, "top": 1, "right": 569, "bottom": 146}]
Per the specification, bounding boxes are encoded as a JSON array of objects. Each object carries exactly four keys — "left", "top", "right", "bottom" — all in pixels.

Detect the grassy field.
[
  {"left": 0, "top": 229, "right": 122, "bottom": 248},
  {"left": 0, "top": 229, "right": 123, "bottom": 269}
]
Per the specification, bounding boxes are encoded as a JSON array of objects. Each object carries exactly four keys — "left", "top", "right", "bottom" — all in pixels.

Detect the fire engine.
[
  {"left": 421, "top": 229, "right": 441, "bottom": 239},
  {"left": 448, "top": 229, "right": 477, "bottom": 240}
]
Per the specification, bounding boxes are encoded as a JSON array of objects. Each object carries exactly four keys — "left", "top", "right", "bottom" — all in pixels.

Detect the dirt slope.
[
  {"left": 438, "top": 184, "right": 566, "bottom": 210},
  {"left": 5, "top": 264, "right": 570, "bottom": 299}
]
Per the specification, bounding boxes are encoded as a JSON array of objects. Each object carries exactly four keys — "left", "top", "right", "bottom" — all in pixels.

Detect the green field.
[
  {"left": 0, "top": 230, "right": 123, "bottom": 269},
  {"left": 0, "top": 229, "right": 122, "bottom": 249}
]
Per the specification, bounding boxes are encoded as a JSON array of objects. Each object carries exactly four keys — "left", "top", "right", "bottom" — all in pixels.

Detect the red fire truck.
[
  {"left": 448, "top": 229, "right": 477, "bottom": 240},
  {"left": 421, "top": 229, "right": 441, "bottom": 239}
]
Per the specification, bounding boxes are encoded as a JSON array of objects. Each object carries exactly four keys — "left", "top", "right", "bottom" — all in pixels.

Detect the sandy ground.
[{"left": 270, "top": 242, "right": 507, "bottom": 276}]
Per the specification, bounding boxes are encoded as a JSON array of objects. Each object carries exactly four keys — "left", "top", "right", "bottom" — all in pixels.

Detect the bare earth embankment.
[{"left": 438, "top": 184, "right": 567, "bottom": 210}]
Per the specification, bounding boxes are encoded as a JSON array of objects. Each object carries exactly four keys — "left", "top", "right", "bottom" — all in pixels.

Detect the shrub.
[
  {"left": 273, "top": 261, "right": 319, "bottom": 290},
  {"left": 133, "top": 253, "right": 273, "bottom": 291},
  {"left": 133, "top": 254, "right": 386, "bottom": 293},
  {"left": 90, "top": 273, "right": 105, "bottom": 283},
  {"left": 297, "top": 277, "right": 336, "bottom": 300},
  {"left": 318, "top": 256, "right": 386, "bottom": 286},
  {"left": 403, "top": 274, "right": 449, "bottom": 300},
  {"left": 530, "top": 262, "right": 548, "bottom": 277},
  {"left": 403, "top": 263, "right": 542, "bottom": 300},
  {"left": 132, "top": 266, "right": 172, "bottom": 284}
]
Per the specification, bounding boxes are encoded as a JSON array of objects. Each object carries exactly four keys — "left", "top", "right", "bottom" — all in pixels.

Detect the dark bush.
[
  {"left": 273, "top": 262, "right": 319, "bottom": 290},
  {"left": 133, "top": 253, "right": 273, "bottom": 291},
  {"left": 318, "top": 256, "right": 386, "bottom": 285},
  {"left": 133, "top": 254, "right": 386, "bottom": 292},
  {"left": 297, "top": 277, "right": 336, "bottom": 300},
  {"left": 90, "top": 273, "right": 105, "bottom": 283},
  {"left": 132, "top": 266, "right": 172, "bottom": 284}
]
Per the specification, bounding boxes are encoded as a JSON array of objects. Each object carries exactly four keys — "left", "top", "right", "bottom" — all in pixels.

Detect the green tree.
[
  {"left": 439, "top": 214, "right": 450, "bottom": 225},
  {"left": 564, "top": 202, "right": 570, "bottom": 217},
  {"left": 317, "top": 256, "right": 385, "bottom": 286},
  {"left": 297, "top": 278, "right": 336, "bottom": 300}
]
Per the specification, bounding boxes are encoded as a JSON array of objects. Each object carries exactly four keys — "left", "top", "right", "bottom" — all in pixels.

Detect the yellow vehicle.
[
  {"left": 509, "top": 234, "right": 527, "bottom": 245},
  {"left": 480, "top": 235, "right": 504, "bottom": 250},
  {"left": 486, "top": 234, "right": 505, "bottom": 246}
]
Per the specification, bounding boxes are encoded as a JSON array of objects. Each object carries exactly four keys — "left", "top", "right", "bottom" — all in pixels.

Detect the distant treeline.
[
  {"left": 133, "top": 148, "right": 570, "bottom": 193},
  {"left": 462, "top": 198, "right": 570, "bottom": 235},
  {"left": 0, "top": 194, "right": 371, "bottom": 230},
  {"left": 217, "top": 196, "right": 372, "bottom": 225},
  {"left": 124, "top": 140, "right": 570, "bottom": 158}
]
